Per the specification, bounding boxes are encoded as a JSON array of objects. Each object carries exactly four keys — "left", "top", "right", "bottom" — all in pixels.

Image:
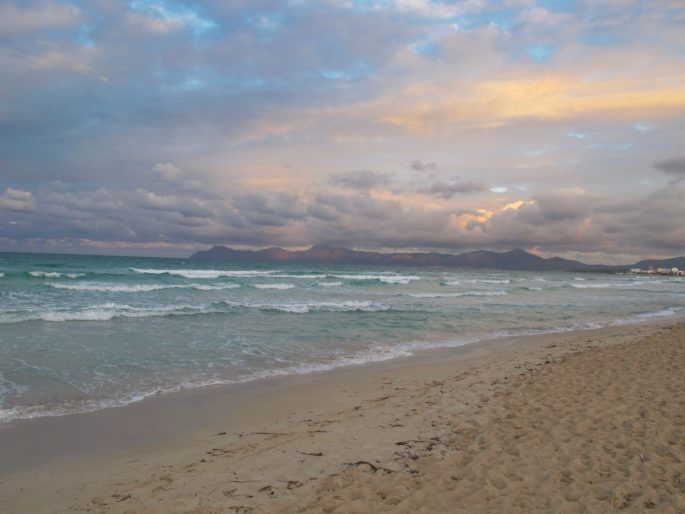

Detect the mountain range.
[{"left": 190, "top": 244, "right": 685, "bottom": 271}]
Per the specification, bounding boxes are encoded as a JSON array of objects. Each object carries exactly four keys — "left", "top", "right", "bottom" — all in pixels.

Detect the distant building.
[{"left": 629, "top": 267, "right": 683, "bottom": 277}]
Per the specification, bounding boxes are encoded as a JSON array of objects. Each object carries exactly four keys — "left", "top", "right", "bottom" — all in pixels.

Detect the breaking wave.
[
  {"left": 254, "top": 283, "right": 295, "bottom": 290},
  {"left": 0, "top": 299, "right": 393, "bottom": 324},
  {"left": 28, "top": 271, "right": 85, "bottom": 279},
  {"left": 130, "top": 268, "right": 279, "bottom": 279}
]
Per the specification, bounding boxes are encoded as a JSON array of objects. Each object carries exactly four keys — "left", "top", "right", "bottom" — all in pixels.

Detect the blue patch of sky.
[
  {"left": 584, "top": 31, "right": 622, "bottom": 47},
  {"left": 156, "top": 67, "right": 293, "bottom": 93},
  {"left": 320, "top": 60, "right": 374, "bottom": 81},
  {"left": 76, "top": 24, "right": 95, "bottom": 48},
  {"left": 527, "top": 43, "right": 554, "bottom": 62},
  {"left": 586, "top": 143, "right": 634, "bottom": 152},
  {"left": 453, "top": 8, "right": 519, "bottom": 32},
  {"left": 128, "top": 0, "right": 217, "bottom": 35},
  {"left": 537, "top": 0, "right": 576, "bottom": 13},
  {"left": 243, "top": 10, "right": 286, "bottom": 41},
  {"left": 413, "top": 39, "right": 440, "bottom": 57}
]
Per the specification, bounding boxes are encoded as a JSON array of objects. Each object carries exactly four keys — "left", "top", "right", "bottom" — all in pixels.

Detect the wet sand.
[{"left": 1, "top": 319, "right": 684, "bottom": 513}]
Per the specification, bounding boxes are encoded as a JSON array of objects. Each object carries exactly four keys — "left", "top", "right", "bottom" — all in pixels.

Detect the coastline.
[{"left": 1, "top": 317, "right": 684, "bottom": 513}]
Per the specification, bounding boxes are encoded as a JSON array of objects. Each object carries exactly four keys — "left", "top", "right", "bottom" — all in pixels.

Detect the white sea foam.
[
  {"left": 407, "top": 290, "right": 507, "bottom": 298},
  {"left": 246, "top": 300, "right": 390, "bottom": 314},
  {"left": 442, "top": 280, "right": 461, "bottom": 286},
  {"left": 0, "top": 298, "right": 392, "bottom": 324},
  {"left": 29, "top": 271, "right": 85, "bottom": 278},
  {"left": 0, "top": 272, "right": 4, "bottom": 278},
  {"left": 130, "top": 268, "right": 278, "bottom": 279},
  {"left": 269, "top": 274, "right": 324, "bottom": 279},
  {"left": 254, "top": 283, "right": 295, "bottom": 290},
  {"left": 328, "top": 274, "right": 420, "bottom": 284},
  {"left": 318, "top": 281, "right": 342, "bottom": 287},
  {"left": 573, "top": 277, "right": 586, "bottom": 281},
  {"left": 0, "top": 303, "right": 215, "bottom": 324},
  {"left": 50, "top": 283, "right": 177, "bottom": 292},
  {"left": 48, "top": 282, "right": 240, "bottom": 292},
  {"left": 464, "top": 279, "right": 511, "bottom": 284},
  {"left": 190, "top": 284, "right": 240, "bottom": 291},
  {"left": 635, "top": 308, "right": 677, "bottom": 319},
  {"left": 569, "top": 281, "right": 654, "bottom": 289}
]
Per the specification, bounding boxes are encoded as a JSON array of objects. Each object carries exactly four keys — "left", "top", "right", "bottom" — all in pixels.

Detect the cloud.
[
  {"left": 374, "top": 76, "right": 685, "bottom": 135},
  {"left": 233, "top": 192, "right": 308, "bottom": 227},
  {"left": 654, "top": 156, "right": 685, "bottom": 175},
  {"left": 0, "top": 188, "right": 35, "bottom": 211},
  {"left": 408, "top": 159, "right": 436, "bottom": 171},
  {"left": 1, "top": 0, "right": 685, "bottom": 260},
  {"left": 420, "top": 180, "right": 490, "bottom": 198},
  {"left": 329, "top": 171, "right": 391, "bottom": 189},
  {"left": 0, "top": 1, "right": 82, "bottom": 34},
  {"left": 152, "top": 162, "right": 185, "bottom": 182}
]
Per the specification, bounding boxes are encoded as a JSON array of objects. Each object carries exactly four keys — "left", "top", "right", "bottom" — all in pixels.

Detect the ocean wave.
[
  {"left": 28, "top": 271, "right": 85, "bottom": 279},
  {"left": 635, "top": 308, "right": 678, "bottom": 319},
  {"left": 189, "top": 284, "right": 241, "bottom": 291},
  {"left": 0, "top": 272, "right": 4, "bottom": 278},
  {"left": 269, "top": 274, "right": 324, "bottom": 279},
  {"left": 254, "top": 283, "right": 295, "bottom": 290},
  {"left": 130, "top": 268, "right": 278, "bottom": 279},
  {"left": 2, "top": 302, "right": 683, "bottom": 423},
  {"left": 318, "top": 281, "right": 342, "bottom": 287},
  {"left": 329, "top": 274, "right": 421, "bottom": 284},
  {"left": 0, "top": 299, "right": 393, "bottom": 324},
  {"left": 568, "top": 281, "right": 663, "bottom": 289},
  {"left": 464, "top": 279, "right": 511, "bottom": 284},
  {"left": 49, "top": 283, "right": 180, "bottom": 292},
  {"left": 7, "top": 303, "right": 211, "bottom": 323},
  {"left": 407, "top": 290, "right": 507, "bottom": 298},
  {"left": 242, "top": 300, "right": 390, "bottom": 314},
  {"left": 47, "top": 282, "right": 240, "bottom": 292}
]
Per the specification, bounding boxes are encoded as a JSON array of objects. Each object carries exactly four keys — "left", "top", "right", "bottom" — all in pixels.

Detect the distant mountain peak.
[
  {"left": 190, "top": 245, "right": 596, "bottom": 271},
  {"left": 189, "top": 244, "right": 685, "bottom": 272}
]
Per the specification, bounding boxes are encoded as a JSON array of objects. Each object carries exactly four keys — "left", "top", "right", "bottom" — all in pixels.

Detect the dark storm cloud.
[
  {"left": 420, "top": 180, "right": 490, "bottom": 198},
  {"left": 233, "top": 192, "right": 308, "bottom": 227},
  {"left": 654, "top": 156, "right": 685, "bottom": 175},
  {"left": 408, "top": 160, "right": 437, "bottom": 171},
  {"left": 480, "top": 186, "right": 685, "bottom": 255},
  {"left": 1, "top": 179, "right": 685, "bottom": 258},
  {"left": 329, "top": 171, "right": 391, "bottom": 190}
]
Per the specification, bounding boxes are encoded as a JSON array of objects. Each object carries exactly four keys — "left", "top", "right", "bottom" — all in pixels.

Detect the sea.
[{"left": 1, "top": 251, "right": 683, "bottom": 423}]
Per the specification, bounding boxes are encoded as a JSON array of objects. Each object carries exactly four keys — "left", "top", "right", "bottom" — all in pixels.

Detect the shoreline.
[
  {"left": 1, "top": 316, "right": 684, "bottom": 512},
  {"left": 1, "top": 307, "right": 679, "bottom": 426},
  {"left": 0, "top": 315, "right": 680, "bottom": 475}
]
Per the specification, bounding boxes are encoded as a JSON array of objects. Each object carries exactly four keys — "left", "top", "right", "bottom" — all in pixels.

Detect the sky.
[{"left": 0, "top": 0, "right": 684, "bottom": 262}]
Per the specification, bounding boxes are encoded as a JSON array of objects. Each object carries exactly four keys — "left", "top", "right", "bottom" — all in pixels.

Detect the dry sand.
[{"left": 1, "top": 319, "right": 684, "bottom": 513}]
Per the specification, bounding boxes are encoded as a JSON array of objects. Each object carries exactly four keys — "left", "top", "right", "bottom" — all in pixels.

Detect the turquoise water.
[{"left": 1, "top": 252, "right": 684, "bottom": 422}]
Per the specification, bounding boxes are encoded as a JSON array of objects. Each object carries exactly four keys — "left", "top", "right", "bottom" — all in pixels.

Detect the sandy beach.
[{"left": 1, "top": 319, "right": 684, "bottom": 513}]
